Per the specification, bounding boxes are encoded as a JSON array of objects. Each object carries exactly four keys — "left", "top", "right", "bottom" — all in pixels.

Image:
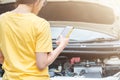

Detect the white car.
[
  {"left": 0, "top": 0, "right": 120, "bottom": 80},
  {"left": 39, "top": 0, "right": 120, "bottom": 80}
]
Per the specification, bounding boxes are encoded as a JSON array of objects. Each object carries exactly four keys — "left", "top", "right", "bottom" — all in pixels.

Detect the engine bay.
[{"left": 49, "top": 56, "right": 120, "bottom": 78}]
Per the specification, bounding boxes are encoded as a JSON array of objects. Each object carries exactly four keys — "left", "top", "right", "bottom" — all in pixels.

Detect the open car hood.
[
  {"left": 0, "top": 0, "right": 119, "bottom": 38},
  {"left": 39, "top": 1, "right": 120, "bottom": 38}
]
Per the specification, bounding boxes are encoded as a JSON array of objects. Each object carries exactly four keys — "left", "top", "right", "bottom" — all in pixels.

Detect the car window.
[{"left": 51, "top": 27, "right": 115, "bottom": 41}]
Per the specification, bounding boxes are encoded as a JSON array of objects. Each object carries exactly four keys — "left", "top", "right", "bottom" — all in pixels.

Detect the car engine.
[{"left": 49, "top": 56, "right": 120, "bottom": 78}]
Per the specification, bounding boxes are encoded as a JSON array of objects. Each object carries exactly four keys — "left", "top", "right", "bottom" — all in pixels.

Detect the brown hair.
[{"left": 16, "top": 0, "right": 38, "bottom": 4}]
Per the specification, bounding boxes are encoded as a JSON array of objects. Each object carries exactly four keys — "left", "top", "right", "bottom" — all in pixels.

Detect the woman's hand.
[{"left": 56, "top": 35, "right": 69, "bottom": 47}]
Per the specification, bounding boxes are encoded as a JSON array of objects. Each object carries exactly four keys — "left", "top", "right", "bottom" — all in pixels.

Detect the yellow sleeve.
[{"left": 35, "top": 21, "right": 53, "bottom": 52}]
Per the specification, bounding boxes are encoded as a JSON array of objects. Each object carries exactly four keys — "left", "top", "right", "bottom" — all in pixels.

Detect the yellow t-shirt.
[{"left": 0, "top": 12, "right": 53, "bottom": 80}]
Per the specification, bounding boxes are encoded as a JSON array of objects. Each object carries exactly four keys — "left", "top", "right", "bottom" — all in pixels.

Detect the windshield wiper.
[
  {"left": 52, "top": 38, "right": 118, "bottom": 43},
  {"left": 85, "top": 38, "right": 118, "bottom": 42},
  {"left": 69, "top": 38, "right": 118, "bottom": 43}
]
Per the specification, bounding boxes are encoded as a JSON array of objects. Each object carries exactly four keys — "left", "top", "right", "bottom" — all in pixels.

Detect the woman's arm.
[{"left": 36, "top": 36, "right": 69, "bottom": 70}]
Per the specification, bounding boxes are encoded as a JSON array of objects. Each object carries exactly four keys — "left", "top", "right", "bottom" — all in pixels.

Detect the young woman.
[{"left": 0, "top": 0, "right": 69, "bottom": 80}]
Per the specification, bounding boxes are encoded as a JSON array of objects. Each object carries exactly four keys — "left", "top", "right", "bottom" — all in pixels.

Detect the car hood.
[
  {"left": 39, "top": 1, "right": 120, "bottom": 39},
  {"left": 1, "top": 0, "right": 120, "bottom": 38}
]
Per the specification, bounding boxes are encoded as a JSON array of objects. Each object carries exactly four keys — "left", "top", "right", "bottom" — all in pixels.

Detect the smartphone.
[{"left": 57, "top": 26, "right": 74, "bottom": 40}]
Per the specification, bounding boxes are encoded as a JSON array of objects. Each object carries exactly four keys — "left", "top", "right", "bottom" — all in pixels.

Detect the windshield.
[{"left": 51, "top": 27, "right": 115, "bottom": 42}]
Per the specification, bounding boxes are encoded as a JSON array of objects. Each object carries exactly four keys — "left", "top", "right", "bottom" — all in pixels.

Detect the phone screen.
[{"left": 57, "top": 26, "right": 74, "bottom": 40}]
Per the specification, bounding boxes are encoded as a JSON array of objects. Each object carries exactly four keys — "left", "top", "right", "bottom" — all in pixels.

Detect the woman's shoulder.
[
  {"left": 31, "top": 14, "right": 47, "bottom": 22},
  {"left": 31, "top": 14, "right": 49, "bottom": 25}
]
